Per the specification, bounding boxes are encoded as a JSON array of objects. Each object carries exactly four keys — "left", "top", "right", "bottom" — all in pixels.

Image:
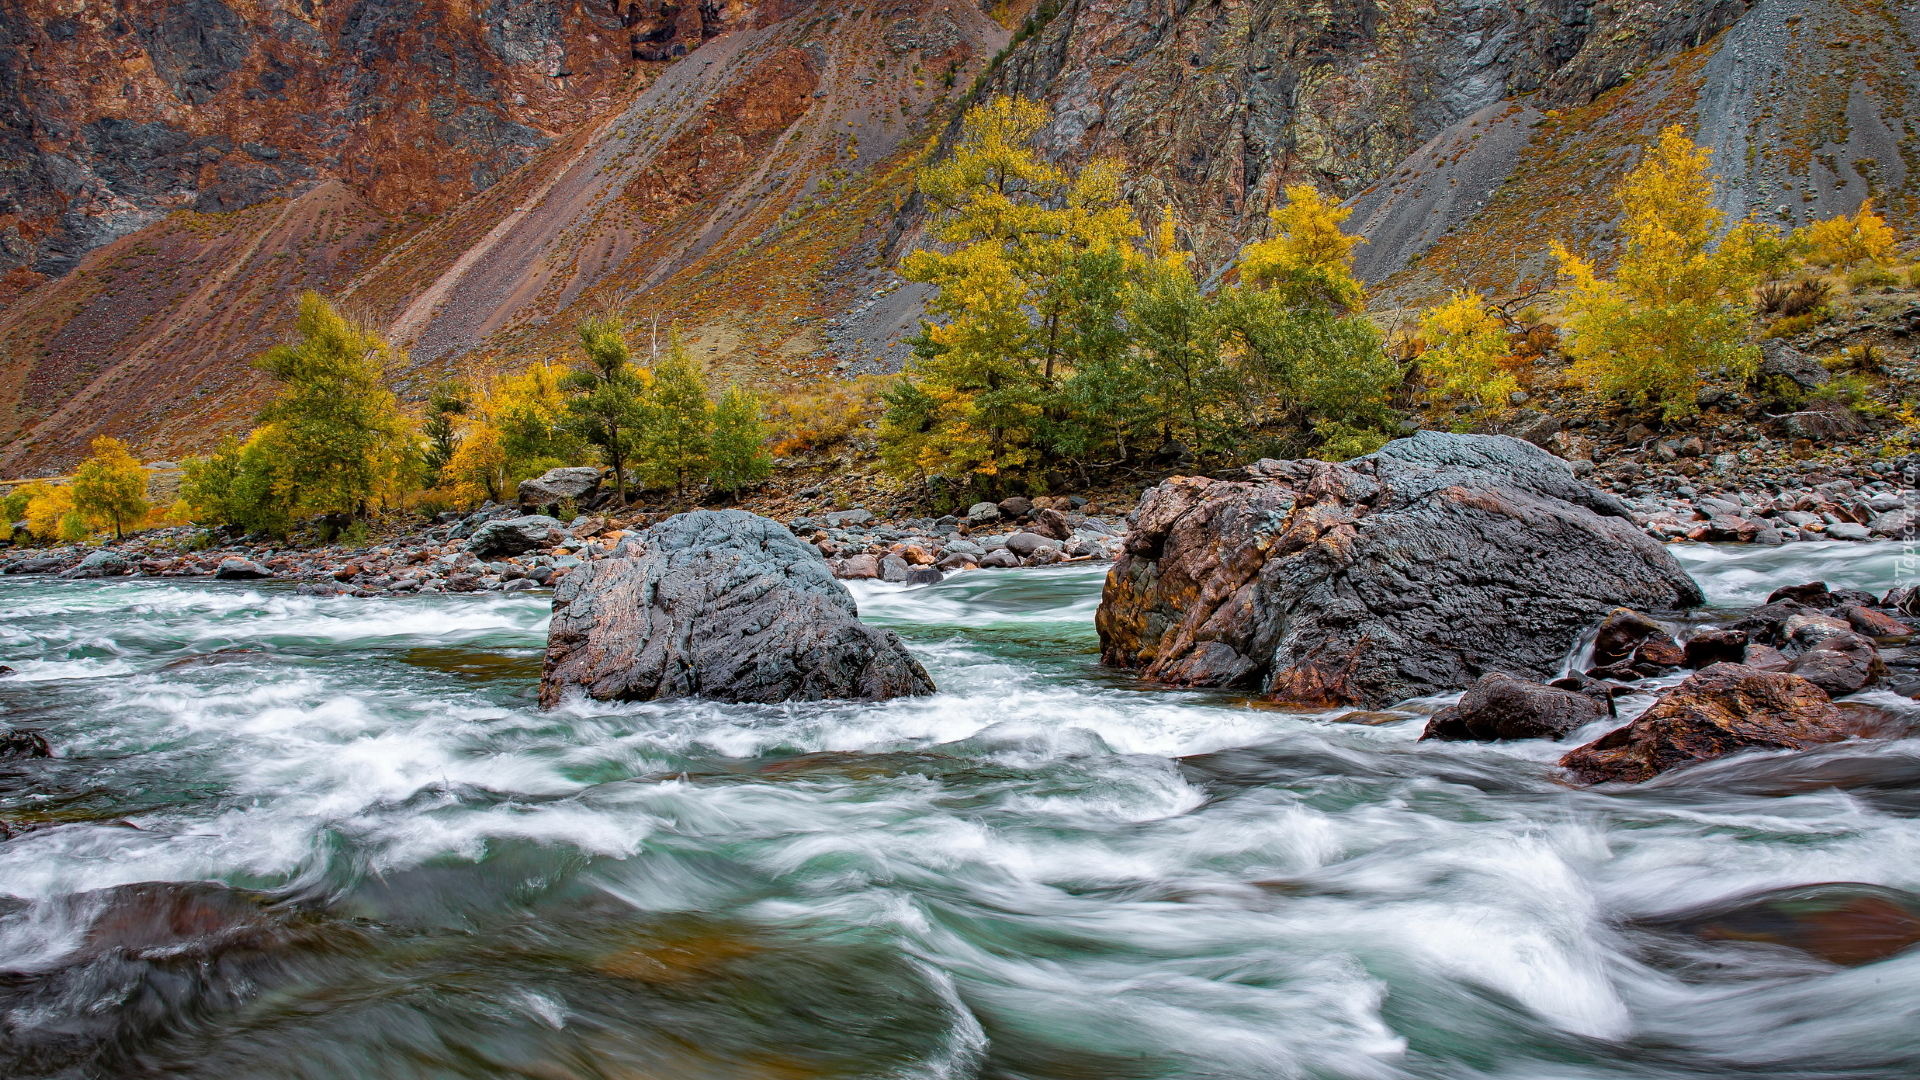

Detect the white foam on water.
[{"left": 5, "top": 548, "right": 1920, "bottom": 1075}]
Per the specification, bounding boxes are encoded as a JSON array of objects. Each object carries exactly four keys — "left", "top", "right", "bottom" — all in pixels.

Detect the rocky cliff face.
[
  {"left": 0, "top": 0, "right": 1003, "bottom": 473},
  {"left": 2, "top": 0, "right": 1917, "bottom": 475},
  {"left": 978, "top": 0, "right": 1753, "bottom": 266}
]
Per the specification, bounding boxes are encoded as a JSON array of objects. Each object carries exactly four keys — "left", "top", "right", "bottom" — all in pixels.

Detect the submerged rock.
[
  {"left": 1559, "top": 663, "right": 1847, "bottom": 784},
  {"left": 1420, "top": 673, "right": 1608, "bottom": 741},
  {"left": 1, "top": 727, "right": 50, "bottom": 758},
  {"left": 1097, "top": 432, "right": 1703, "bottom": 708},
  {"left": 1642, "top": 882, "right": 1920, "bottom": 966},
  {"left": 541, "top": 510, "right": 932, "bottom": 707}
]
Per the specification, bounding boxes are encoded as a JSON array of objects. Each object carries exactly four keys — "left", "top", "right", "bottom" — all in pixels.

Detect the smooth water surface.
[{"left": 3, "top": 542, "right": 1920, "bottom": 1079}]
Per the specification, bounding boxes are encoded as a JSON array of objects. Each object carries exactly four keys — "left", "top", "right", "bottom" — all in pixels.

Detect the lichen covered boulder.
[
  {"left": 541, "top": 510, "right": 932, "bottom": 707},
  {"left": 1096, "top": 432, "right": 1703, "bottom": 708}
]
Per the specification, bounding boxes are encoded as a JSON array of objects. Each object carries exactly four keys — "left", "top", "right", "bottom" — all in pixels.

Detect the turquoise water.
[{"left": 2, "top": 543, "right": 1919, "bottom": 1078}]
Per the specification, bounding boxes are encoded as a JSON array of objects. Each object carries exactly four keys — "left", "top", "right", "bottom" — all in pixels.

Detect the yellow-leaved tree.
[
  {"left": 885, "top": 95, "right": 1140, "bottom": 484},
  {"left": 438, "top": 362, "right": 588, "bottom": 506},
  {"left": 19, "top": 481, "right": 75, "bottom": 541},
  {"left": 1417, "top": 292, "right": 1518, "bottom": 424},
  {"left": 1553, "top": 125, "right": 1765, "bottom": 418},
  {"left": 1806, "top": 198, "right": 1897, "bottom": 269},
  {"left": 1237, "top": 183, "right": 1367, "bottom": 312},
  {"left": 69, "top": 436, "right": 150, "bottom": 539}
]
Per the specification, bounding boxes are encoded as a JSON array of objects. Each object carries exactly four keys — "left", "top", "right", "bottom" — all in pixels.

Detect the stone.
[
  {"left": 1097, "top": 433, "right": 1703, "bottom": 708},
  {"left": 978, "top": 549, "right": 1021, "bottom": 568},
  {"left": 1785, "top": 612, "right": 1853, "bottom": 647},
  {"left": 1004, "top": 532, "right": 1059, "bottom": 557},
  {"left": 540, "top": 510, "right": 933, "bottom": 707},
  {"left": 1786, "top": 632, "right": 1884, "bottom": 696},
  {"left": 906, "top": 566, "right": 944, "bottom": 586},
  {"left": 965, "top": 501, "right": 1002, "bottom": 523},
  {"left": 1772, "top": 410, "right": 1864, "bottom": 442},
  {"left": 1632, "top": 637, "right": 1686, "bottom": 670},
  {"left": 1497, "top": 409, "right": 1562, "bottom": 448},
  {"left": 1593, "top": 608, "right": 1669, "bottom": 666},
  {"left": 880, "top": 554, "right": 911, "bottom": 582},
  {"left": 1732, "top": 600, "right": 1810, "bottom": 645},
  {"left": 1558, "top": 663, "right": 1848, "bottom": 784},
  {"left": 1683, "top": 628, "right": 1748, "bottom": 668},
  {"left": 466, "top": 515, "right": 564, "bottom": 558},
  {"left": 1642, "top": 882, "right": 1920, "bottom": 967},
  {"left": 501, "top": 577, "right": 540, "bottom": 592},
  {"left": 834, "top": 554, "right": 880, "bottom": 580},
  {"left": 1756, "top": 339, "right": 1832, "bottom": 393},
  {"left": 1544, "top": 431, "right": 1596, "bottom": 462},
  {"left": 516, "top": 466, "right": 601, "bottom": 508},
  {"left": 1826, "top": 522, "right": 1872, "bottom": 542},
  {"left": 1, "top": 727, "right": 50, "bottom": 758},
  {"left": 936, "top": 552, "right": 973, "bottom": 570},
  {"left": 1419, "top": 673, "right": 1608, "bottom": 741},
  {"left": 1768, "top": 581, "right": 1831, "bottom": 604},
  {"left": 213, "top": 557, "right": 272, "bottom": 580},
  {"left": 1031, "top": 507, "right": 1073, "bottom": 541},
  {"left": 822, "top": 508, "right": 874, "bottom": 528},
  {"left": 1841, "top": 604, "right": 1912, "bottom": 638},
  {"left": 1745, "top": 644, "right": 1790, "bottom": 672},
  {"left": 1869, "top": 507, "right": 1920, "bottom": 540},
  {"left": 59, "top": 550, "right": 130, "bottom": 578},
  {"left": 997, "top": 495, "right": 1034, "bottom": 519}
]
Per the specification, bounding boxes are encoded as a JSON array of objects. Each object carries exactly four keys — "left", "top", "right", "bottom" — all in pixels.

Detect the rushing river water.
[{"left": 5, "top": 541, "right": 1920, "bottom": 1079}]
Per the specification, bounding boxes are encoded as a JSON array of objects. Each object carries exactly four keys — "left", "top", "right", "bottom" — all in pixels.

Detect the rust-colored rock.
[
  {"left": 1097, "top": 432, "right": 1702, "bottom": 708},
  {"left": 1558, "top": 663, "right": 1848, "bottom": 785},
  {"left": 1643, "top": 883, "right": 1920, "bottom": 966}
]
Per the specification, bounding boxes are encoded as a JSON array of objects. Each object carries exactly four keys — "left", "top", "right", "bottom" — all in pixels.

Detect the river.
[{"left": 2, "top": 540, "right": 1919, "bottom": 1078}]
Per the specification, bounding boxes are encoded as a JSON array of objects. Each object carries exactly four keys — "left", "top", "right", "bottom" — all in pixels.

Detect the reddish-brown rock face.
[{"left": 1559, "top": 663, "right": 1848, "bottom": 785}]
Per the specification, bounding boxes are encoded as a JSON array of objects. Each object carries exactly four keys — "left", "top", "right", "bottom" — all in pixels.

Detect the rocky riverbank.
[{"left": 0, "top": 495, "right": 1130, "bottom": 596}]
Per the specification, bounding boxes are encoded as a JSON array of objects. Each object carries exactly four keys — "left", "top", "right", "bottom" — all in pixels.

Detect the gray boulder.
[
  {"left": 1420, "top": 672, "right": 1608, "bottom": 741},
  {"left": 1004, "top": 532, "right": 1059, "bottom": 557},
  {"left": 214, "top": 557, "right": 272, "bottom": 580},
  {"left": 1098, "top": 432, "right": 1703, "bottom": 708},
  {"left": 517, "top": 467, "right": 601, "bottom": 508},
  {"left": 965, "top": 501, "right": 1001, "bottom": 523},
  {"left": 466, "top": 515, "right": 563, "bottom": 558},
  {"left": 540, "top": 510, "right": 933, "bottom": 707},
  {"left": 60, "top": 550, "right": 130, "bottom": 578},
  {"left": 1757, "top": 339, "right": 1831, "bottom": 393}
]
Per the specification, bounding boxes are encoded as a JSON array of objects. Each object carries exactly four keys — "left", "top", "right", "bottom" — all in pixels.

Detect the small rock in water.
[
  {"left": 1559, "top": 663, "right": 1847, "bottom": 784},
  {"left": 1786, "top": 632, "right": 1884, "bottom": 696},
  {"left": 1420, "top": 673, "right": 1609, "bottom": 742},
  {"left": 1683, "top": 629, "right": 1748, "bottom": 668},
  {"left": 1592, "top": 608, "right": 1670, "bottom": 667},
  {"left": 60, "top": 550, "right": 130, "bottom": 579},
  {"left": 1, "top": 727, "right": 49, "bottom": 757},
  {"left": 1768, "top": 582, "right": 1830, "bottom": 605}
]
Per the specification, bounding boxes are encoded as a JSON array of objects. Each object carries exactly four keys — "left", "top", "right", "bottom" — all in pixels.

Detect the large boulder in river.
[
  {"left": 540, "top": 510, "right": 933, "bottom": 707},
  {"left": 1558, "top": 663, "right": 1846, "bottom": 784},
  {"left": 1096, "top": 432, "right": 1703, "bottom": 708}
]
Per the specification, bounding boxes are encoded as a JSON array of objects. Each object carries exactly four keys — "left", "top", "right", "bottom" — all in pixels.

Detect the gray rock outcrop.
[
  {"left": 466, "top": 515, "right": 563, "bottom": 558},
  {"left": 516, "top": 467, "right": 601, "bottom": 509},
  {"left": 1097, "top": 432, "right": 1704, "bottom": 708},
  {"left": 541, "top": 510, "right": 933, "bottom": 707}
]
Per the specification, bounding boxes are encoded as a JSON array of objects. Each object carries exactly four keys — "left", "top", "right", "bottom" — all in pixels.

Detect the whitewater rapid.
[{"left": 2, "top": 541, "right": 1919, "bottom": 1078}]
